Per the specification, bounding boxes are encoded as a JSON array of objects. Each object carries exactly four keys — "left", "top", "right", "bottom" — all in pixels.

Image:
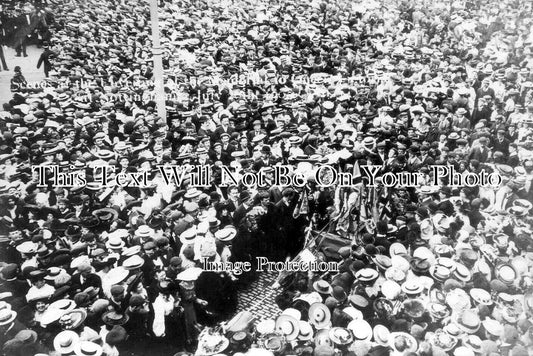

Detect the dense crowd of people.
[{"left": 0, "top": 0, "right": 533, "bottom": 355}]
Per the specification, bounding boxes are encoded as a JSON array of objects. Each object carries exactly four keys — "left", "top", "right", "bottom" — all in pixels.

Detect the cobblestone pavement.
[{"left": 233, "top": 270, "right": 282, "bottom": 322}]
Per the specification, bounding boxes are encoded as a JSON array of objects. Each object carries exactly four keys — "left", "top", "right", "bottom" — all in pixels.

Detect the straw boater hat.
[
  {"left": 122, "top": 255, "right": 144, "bottom": 270},
  {"left": 256, "top": 320, "right": 276, "bottom": 336},
  {"left": 54, "top": 330, "right": 80, "bottom": 354},
  {"left": 214, "top": 226, "right": 237, "bottom": 242},
  {"left": 347, "top": 319, "right": 372, "bottom": 342},
  {"left": 0, "top": 309, "right": 17, "bottom": 326},
  {"left": 176, "top": 267, "right": 203, "bottom": 281},
  {"left": 275, "top": 310, "right": 300, "bottom": 341},
  {"left": 381, "top": 280, "right": 402, "bottom": 300},
  {"left": 430, "top": 329, "right": 458, "bottom": 352},
  {"left": 401, "top": 279, "right": 424, "bottom": 295},
  {"left": 329, "top": 327, "right": 353, "bottom": 345},
  {"left": 455, "top": 309, "right": 481, "bottom": 334},
  {"left": 389, "top": 332, "right": 418, "bottom": 354},
  {"left": 59, "top": 309, "right": 87, "bottom": 330},
  {"left": 313, "top": 280, "right": 333, "bottom": 295},
  {"left": 297, "top": 321, "right": 314, "bottom": 341},
  {"left": 314, "top": 329, "right": 334, "bottom": 348},
  {"left": 179, "top": 228, "right": 197, "bottom": 245},
  {"left": 74, "top": 341, "right": 103, "bottom": 356},
  {"left": 342, "top": 307, "right": 363, "bottom": 321},
  {"left": 308, "top": 303, "right": 331, "bottom": 329},
  {"left": 355, "top": 268, "right": 379, "bottom": 282},
  {"left": 373, "top": 324, "right": 391, "bottom": 346},
  {"left": 469, "top": 288, "right": 493, "bottom": 306}
]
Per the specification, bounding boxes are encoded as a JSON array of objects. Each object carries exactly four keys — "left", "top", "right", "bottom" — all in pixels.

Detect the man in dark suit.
[
  {"left": 492, "top": 129, "right": 510, "bottom": 156},
  {"left": 252, "top": 146, "right": 277, "bottom": 171},
  {"left": 213, "top": 116, "right": 234, "bottom": 142},
  {"left": 37, "top": 42, "right": 54, "bottom": 77},
  {"left": 468, "top": 137, "right": 490, "bottom": 163},
  {"left": 419, "top": 145, "right": 435, "bottom": 167},
  {"left": 232, "top": 192, "right": 254, "bottom": 226},
  {"left": 247, "top": 120, "right": 267, "bottom": 142},
  {"left": 70, "top": 263, "right": 102, "bottom": 295},
  {"left": 209, "top": 142, "right": 231, "bottom": 165}
]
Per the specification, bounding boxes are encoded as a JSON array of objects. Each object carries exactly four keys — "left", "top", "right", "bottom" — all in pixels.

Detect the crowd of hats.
[{"left": 1, "top": 0, "right": 533, "bottom": 355}]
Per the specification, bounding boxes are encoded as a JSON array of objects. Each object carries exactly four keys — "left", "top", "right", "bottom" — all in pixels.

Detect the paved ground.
[
  {"left": 234, "top": 270, "right": 281, "bottom": 322},
  {"left": 0, "top": 45, "right": 46, "bottom": 104}
]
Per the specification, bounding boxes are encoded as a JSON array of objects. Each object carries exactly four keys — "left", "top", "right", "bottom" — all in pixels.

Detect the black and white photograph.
[{"left": 0, "top": 0, "right": 532, "bottom": 355}]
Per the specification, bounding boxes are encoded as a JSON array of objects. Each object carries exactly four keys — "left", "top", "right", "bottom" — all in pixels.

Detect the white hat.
[
  {"left": 16, "top": 241, "right": 38, "bottom": 254},
  {"left": 54, "top": 330, "right": 80, "bottom": 354},
  {"left": 347, "top": 320, "right": 372, "bottom": 341},
  {"left": 74, "top": 341, "right": 103, "bottom": 356}
]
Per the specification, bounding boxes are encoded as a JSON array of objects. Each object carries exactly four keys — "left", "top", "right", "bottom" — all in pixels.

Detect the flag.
[
  {"left": 293, "top": 191, "right": 309, "bottom": 218},
  {"left": 378, "top": 187, "right": 393, "bottom": 222}
]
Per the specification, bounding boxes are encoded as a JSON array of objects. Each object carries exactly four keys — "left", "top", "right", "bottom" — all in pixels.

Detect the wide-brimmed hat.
[
  {"left": 429, "top": 265, "right": 452, "bottom": 283},
  {"left": 297, "top": 321, "right": 314, "bottom": 341},
  {"left": 105, "top": 237, "right": 125, "bottom": 250},
  {"left": 373, "top": 255, "right": 392, "bottom": 271},
  {"left": 373, "top": 324, "right": 390, "bottom": 346},
  {"left": 214, "top": 226, "right": 237, "bottom": 241},
  {"left": 262, "top": 333, "right": 285, "bottom": 353},
  {"left": 401, "top": 279, "right": 424, "bottom": 295},
  {"left": 256, "top": 320, "right": 276, "bottom": 336},
  {"left": 381, "top": 280, "right": 402, "bottom": 300},
  {"left": 347, "top": 319, "right": 372, "bottom": 341},
  {"left": 102, "top": 311, "right": 129, "bottom": 326},
  {"left": 49, "top": 299, "right": 77, "bottom": 313},
  {"left": 462, "top": 334, "right": 483, "bottom": 354},
  {"left": 342, "top": 307, "right": 363, "bottom": 321},
  {"left": 134, "top": 225, "right": 154, "bottom": 238},
  {"left": 389, "top": 332, "right": 418, "bottom": 354},
  {"left": 176, "top": 267, "right": 203, "bottom": 281},
  {"left": 446, "top": 288, "right": 471, "bottom": 312},
  {"left": 385, "top": 266, "right": 406, "bottom": 284},
  {"left": 453, "top": 263, "right": 472, "bottom": 282},
  {"left": 469, "top": 288, "right": 492, "bottom": 306},
  {"left": 92, "top": 208, "right": 118, "bottom": 221},
  {"left": 312, "top": 280, "right": 333, "bottom": 295},
  {"left": 16, "top": 241, "right": 38, "bottom": 254},
  {"left": 430, "top": 329, "right": 458, "bottom": 351},
  {"left": 0, "top": 309, "right": 17, "bottom": 326},
  {"left": 288, "top": 136, "right": 303, "bottom": 144},
  {"left": 122, "top": 255, "right": 144, "bottom": 270},
  {"left": 275, "top": 314, "right": 300, "bottom": 341},
  {"left": 60, "top": 309, "right": 87, "bottom": 330},
  {"left": 410, "top": 257, "right": 431, "bottom": 275},
  {"left": 355, "top": 268, "right": 379, "bottom": 282},
  {"left": 314, "top": 329, "right": 334, "bottom": 349},
  {"left": 41, "top": 299, "right": 76, "bottom": 327},
  {"left": 389, "top": 243, "right": 407, "bottom": 257},
  {"left": 184, "top": 188, "right": 202, "bottom": 199},
  {"left": 428, "top": 302, "right": 451, "bottom": 320},
  {"left": 495, "top": 263, "right": 517, "bottom": 285},
  {"left": 179, "top": 228, "right": 197, "bottom": 245},
  {"left": 74, "top": 341, "right": 103, "bottom": 356},
  {"left": 482, "top": 318, "right": 503, "bottom": 338},
  {"left": 455, "top": 309, "right": 481, "bottom": 334},
  {"left": 328, "top": 327, "right": 353, "bottom": 345},
  {"left": 308, "top": 303, "right": 331, "bottom": 329},
  {"left": 105, "top": 267, "right": 129, "bottom": 285},
  {"left": 54, "top": 330, "right": 80, "bottom": 354}
]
